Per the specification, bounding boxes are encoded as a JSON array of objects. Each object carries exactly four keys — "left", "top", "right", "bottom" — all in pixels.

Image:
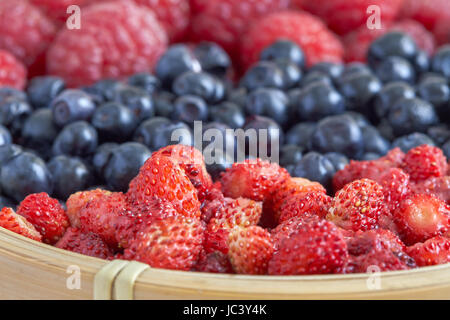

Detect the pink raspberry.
[{"left": 0, "top": 50, "right": 27, "bottom": 90}]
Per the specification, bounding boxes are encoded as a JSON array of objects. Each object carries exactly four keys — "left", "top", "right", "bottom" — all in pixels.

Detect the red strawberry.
[
  {"left": 412, "top": 176, "right": 450, "bottom": 204},
  {"left": 204, "top": 225, "right": 230, "bottom": 254},
  {"left": 399, "top": 0, "right": 450, "bottom": 31},
  {"left": 279, "top": 191, "right": 332, "bottom": 223},
  {"left": 379, "top": 147, "right": 406, "bottom": 167},
  {"left": 406, "top": 236, "right": 450, "bottom": 266},
  {"left": 0, "top": 50, "right": 27, "bottom": 90},
  {"left": 379, "top": 168, "right": 412, "bottom": 213},
  {"left": 220, "top": 159, "right": 289, "bottom": 201},
  {"left": 124, "top": 215, "right": 204, "bottom": 271},
  {"left": 394, "top": 194, "right": 450, "bottom": 245},
  {"left": 391, "top": 20, "right": 436, "bottom": 56},
  {"left": 193, "top": 250, "right": 233, "bottom": 274},
  {"left": 268, "top": 219, "right": 348, "bottom": 275},
  {"left": 228, "top": 226, "right": 274, "bottom": 275},
  {"left": 0, "top": 207, "right": 42, "bottom": 242},
  {"left": 347, "top": 229, "right": 406, "bottom": 257},
  {"left": 55, "top": 227, "right": 113, "bottom": 259},
  {"left": 200, "top": 188, "right": 225, "bottom": 224},
  {"left": 66, "top": 189, "right": 112, "bottom": 227},
  {"left": 17, "top": 193, "right": 69, "bottom": 244},
  {"left": 208, "top": 197, "right": 262, "bottom": 230},
  {"left": 270, "top": 215, "right": 320, "bottom": 250},
  {"left": 47, "top": 1, "right": 168, "bottom": 87},
  {"left": 240, "top": 11, "right": 344, "bottom": 70},
  {"left": 153, "top": 145, "right": 213, "bottom": 203},
  {"left": 127, "top": 155, "right": 201, "bottom": 219},
  {"left": 401, "top": 144, "right": 448, "bottom": 182}
]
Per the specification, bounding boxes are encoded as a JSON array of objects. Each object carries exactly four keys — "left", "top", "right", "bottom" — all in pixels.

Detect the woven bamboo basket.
[{"left": 1, "top": 227, "right": 449, "bottom": 300}]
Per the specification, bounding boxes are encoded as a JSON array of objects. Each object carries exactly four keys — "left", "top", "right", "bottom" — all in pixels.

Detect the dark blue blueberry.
[
  {"left": 342, "top": 63, "right": 372, "bottom": 77},
  {"left": 274, "top": 60, "right": 302, "bottom": 89},
  {"left": 202, "top": 122, "right": 236, "bottom": 154},
  {"left": 204, "top": 148, "right": 233, "bottom": 181},
  {"left": 245, "top": 88, "right": 290, "bottom": 125},
  {"left": 0, "top": 125, "right": 11, "bottom": 146},
  {"left": 413, "top": 50, "right": 430, "bottom": 74},
  {"left": 83, "top": 79, "right": 123, "bottom": 103},
  {"left": 0, "top": 144, "right": 23, "bottom": 166},
  {"left": 21, "top": 109, "right": 59, "bottom": 158},
  {"left": 153, "top": 91, "right": 175, "bottom": 118},
  {"left": 173, "top": 71, "right": 225, "bottom": 103},
  {"left": 0, "top": 94, "right": 32, "bottom": 137},
  {"left": 0, "top": 196, "right": 15, "bottom": 208},
  {"left": 227, "top": 87, "right": 247, "bottom": 108},
  {"left": 312, "top": 114, "right": 364, "bottom": 158},
  {"left": 431, "top": 45, "right": 450, "bottom": 78},
  {"left": 104, "top": 142, "right": 151, "bottom": 192},
  {"left": 48, "top": 155, "right": 91, "bottom": 200},
  {"left": 91, "top": 102, "right": 139, "bottom": 142},
  {"left": 377, "top": 119, "right": 395, "bottom": 141},
  {"left": 300, "top": 71, "right": 332, "bottom": 87},
  {"left": 293, "top": 82, "right": 345, "bottom": 121},
  {"left": 260, "top": 39, "right": 305, "bottom": 68},
  {"left": 26, "top": 76, "right": 65, "bottom": 108},
  {"left": 92, "top": 142, "right": 119, "bottom": 178},
  {"left": 417, "top": 75, "right": 450, "bottom": 117},
  {"left": 374, "top": 56, "right": 416, "bottom": 84},
  {"left": 324, "top": 152, "right": 349, "bottom": 171},
  {"left": 372, "top": 81, "right": 416, "bottom": 121},
  {"left": 285, "top": 122, "right": 316, "bottom": 150},
  {"left": 392, "top": 132, "right": 435, "bottom": 152},
  {"left": 368, "top": 31, "right": 418, "bottom": 64},
  {"left": 1, "top": 152, "right": 53, "bottom": 202},
  {"left": 361, "top": 125, "right": 390, "bottom": 156},
  {"left": 243, "top": 115, "right": 284, "bottom": 158},
  {"left": 342, "top": 111, "right": 370, "bottom": 128},
  {"left": 388, "top": 97, "right": 438, "bottom": 136},
  {"left": 427, "top": 125, "right": 450, "bottom": 146},
  {"left": 442, "top": 140, "right": 450, "bottom": 159},
  {"left": 338, "top": 72, "right": 381, "bottom": 112},
  {"left": 209, "top": 101, "right": 245, "bottom": 129},
  {"left": 361, "top": 153, "right": 381, "bottom": 161},
  {"left": 172, "top": 95, "right": 208, "bottom": 124},
  {"left": 0, "top": 87, "right": 27, "bottom": 102},
  {"left": 51, "top": 89, "right": 96, "bottom": 127},
  {"left": 127, "top": 73, "right": 161, "bottom": 95},
  {"left": 308, "top": 62, "right": 344, "bottom": 80},
  {"left": 292, "top": 152, "right": 336, "bottom": 189},
  {"left": 155, "top": 44, "right": 201, "bottom": 87},
  {"left": 240, "top": 61, "right": 284, "bottom": 91},
  {"left": 113, "top": 85, "right": 154, "bottom": 122},
  {"left": 52, "top": 121, "right": 98, "bottom": 157},
  {"left": 279, "top": 144, "right": 303, "bottom": 167},
  {"left": 193, "top": 42, "right": 231, "bottom": 78}
]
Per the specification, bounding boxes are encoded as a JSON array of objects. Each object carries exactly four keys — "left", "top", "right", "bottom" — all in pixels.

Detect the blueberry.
[
  {"left": 48, "top": 155, "right": 91, "bottom": 200},
  {"left": 417, "top": 75, "right": 450, "bottom": 116},
  {"left": 173, "top": 71, "right": 225, "bottom": 103},
  {"left": 374, "top": 56, "right": 416, "bottom": 84},
  {"left": 52, "top": 121, "right": 98, "bottom": 157},
  {"left": 279, "top": 144, "right": 303, "bottom": 167},
  {"left": 204, "top": 148, "right": 233, "bottom": 181},
  {"left": 372, "top": 81, "right": 416, "bottom": 121},
  {"left": 324, "top": 152, "right": 349, "bottom": 171},
  {"left": 0, "top": 144, "right": 23, "bottom": 166},
  {"left": 274, "top": 60, "right": 302, "bottom": 89},
  {"left": 413, "top": 50, "right": 430, "bottom": 74},
  {"left": 92, "top": 142, "right": 119, "bottom": 178},
  {"left": 309, "top": 62, "right": 344, "bottom": 79},
  {"left": 342, "top": 111, "right": 370, "bottom": 128},
  {"left": 338, "top": 72, "right": 381, "bottom": 112},
  {"left": 0, "top": 125, "right": 11, "bottom": 146},
  {"left": 84, "top": 79, "right": 123, "bottom": 103},
  {"left": 172, "top": 95, "right": 208, "bottom": 124},
  {"left": 51, "top": 89, "right": 96, "bottom": 127},
  {"left": 442, "top": 140, "right": 450, "bottom": 159},
  {"left": 285, "top": 122, "right": 316, "bottom": 150},
  {"left": 245, "top": 88, "right": 290, "bottom": 125},
  {"left": 104, "top": 142, "right": 151, "bottom": 192},
  {"left": 113, "top": 85, "right": 154, "bottom": 122},
  {"left": 240, "top": 61, "right": 284, "bottom": 91},
  {"left": 91, "top": 102, "right": 139, "bottom": 142},
  {"left": 293, "top": 82, "right": 345, "bottom": 121},
  {"left": 292, "top": 152, "right": 335, "bottom": 189},
  {"left": 153, "top": 91, "right": 175, "bottom": 118},
  {"left": 427, "top": 125, "right": 450, "bottom": 146},
  {"left": 300, "top": 71, "right": 332, "bottom": 87},
  {"left": 1, "top": 152, "right": 53, "bottom": 202},
  {"left": 155, "top": 44, "right": 201, "bottom": 87},
  {"left": 361, "top": 125, "right": 390, "bottom": 156},
  {"left": 0, "top": 87, "right": 27, "bottom": 102},
  {"left": 312, "top": 114, "right": 364, "bottom": 158},
  {"left": 361, "top": 153, "right": 381, "bottom": 161},
  {"left": 392, "top": 132, "right": 435, "bottom": 152},
  {"left": 243, "top": 115, "right": 284, "bottom": 158},
  {"left": 0, "top": 196, "right": 15, "bottom": 208},
  {"left": 21, "top": 109, "right": 59, "bottom": 158},
  {"left": 0, "top": 94, "right": 32, "bottom": 137},
  {"left": 202, "top": 122, "right": 236, "bottom": 154},
  {"left": 368, "top": 31, "right": 418, "bottom": 64},
  {"left": 342, "top": 63, "right": 372, "bottom": 77},
  {"left": 377, "top": 119, "right": 395, "bottom": 141},
  {"left": 209, "top": 101, "right": 245, "bottom": 129},
  {"left": 260, "top": 39, "right": 305, "bottom": 68},
  {"left": 127, "top": 73, "right": 161, "bottom": 95},
  {"left": 193, "top": 42, "right": 231, "bottom": 78},
  {"left": 27, "top": 76, "right": 65, "bottom": 109},
  {"left": 388, "top": 97, "right": 438, "bottom": 136},
  {"left": 431, "top": 45, "right": 450, "bottom": 78},
  {"left": 227, "top": 87, "right": 248, "bottom": 108}
]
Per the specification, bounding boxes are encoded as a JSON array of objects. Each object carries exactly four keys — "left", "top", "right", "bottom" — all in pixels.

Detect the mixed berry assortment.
[{"left": 0, "top": 0, "right": 449, "bottom": 275}]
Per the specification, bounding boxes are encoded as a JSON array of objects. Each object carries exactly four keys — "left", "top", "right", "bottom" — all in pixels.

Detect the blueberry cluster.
[{"left": 0, "top": 34, "right": 449, "bottom": 205}]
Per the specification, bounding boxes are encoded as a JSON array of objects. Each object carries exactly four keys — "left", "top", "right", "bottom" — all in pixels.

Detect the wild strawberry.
[
  {"left": 201, "top": 193, "right": 225, "bottom": 224},
  {"left": 394, "top": 194, "right": 450, "bottom": 245},
  {"left": 228, "top": 226, "right": 274, "bottom": 275},
  {"left": 0, "top": 50, "right": 27, "bottom": 90},
  {"left": 278, "top": 191, "right": 332, "bottom": 223},
  {"left": 0, "top": 207, "right": 42, "bottom": 242},
  {"left": 379, "top": 168, "right": 412, "bottom": 213},
  {"left": 406, "top": 236, "right": 450, "bottom": 266},
  {"left": 268, "top": 219, "right": 348, "bottom": 275},
  {"left": 332, "top": 160, "right": 387, "bottom": 192},
  {"left": 66, "top": 189, "right": 112, "bottom": 227},
  {"left": 220, "top": 159, "right": 289, "bottom": 201},
  {"left": 55, "top": 227, "right": 113, "bottom": 259},
  {"left": 401, "top": 145, "right": 447, "bottom": 182},
  {"left": 17, "top": 193, "right": 69, "bottom": 244},
  {"left": 127, "top": 155, "right": 201, "bottom": 219},
  {"left": 204, "top": 225, "right": 230, "bottom": 254},
  {"left": 379, "top": 147, "right": 406, "bottom": 167},
  {"left": 412, "top": 176, "right": 450, "bottom": 204},
  {"left": 208, "top": 197, "right": 262, "bottom": 230},
  {"left": 193, "top": 250, "right": 233, "bottom": 274},
  {"left": 347, "top": 229, "right": 406, "bottom": 257},
  {"left": 328, "top": 179, "right": 387, "bottom": 232},
  {"left": 124, "top": 215, "right": 204, "bottom": 271},
  {"left": 270, "top": 215, "right": 320, "bottom": 250}
]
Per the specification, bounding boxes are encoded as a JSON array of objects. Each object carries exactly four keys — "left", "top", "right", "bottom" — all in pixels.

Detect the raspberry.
[
  {"left": 399, "top": 0, "right": 450, "bottom": 30},
  {"left": 228, "top": 226, "right": 274, "bottom": 275},
  {"left": 193, "top": 250, "right": 233, "bottom": 274},
  {"left": 328, "top": 179, "right": 388, "bottom": 232},
  {"left": 391, "top": 20, "right": 436, "bottom": 56},
  {"left": 433, "top": 15, "right": 450, "bottom": 46},
  {"left": 0, "top": 0, "right": 56, "bottom": 75},
  {"left": 0, "top": 207, "right": 42, "bottom": 242},
  {"left": 55, "top": 227, "right": 114, "bottom": 259},
  {"left": 30, "top": 0, "right": 91, "bottom": 24},
  {"left": 190, "top": 0, "right": 290, "bottom": 61},
  {"left": 47, "top": 1, "right": 168, "bottom": 87},
  {"left": 412, "top": 176, "right": 450, "bottom": 204},
  {"left": 379, "top": 168, "right": 412, "bottom": 213},
  {"left": 278, "top": 191, "right": 332, "bottom": 223},
  {"left": 240, "top": 11, "right": 344, "bottom": 70},
  {"left": 343, "top": 26, "right": 388, "bottom": 63},
  {"left": 401, "top": 145, "right": 448, "bottom": 182},
  {"left": 406, "top": 236, "right": 450, "bottom": 266},
  {"left": 0, "top": 50, "right": 27, "bottom": 90},
  {"left": 66, "top": 189, "right": 112, "bottom": 227}
]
